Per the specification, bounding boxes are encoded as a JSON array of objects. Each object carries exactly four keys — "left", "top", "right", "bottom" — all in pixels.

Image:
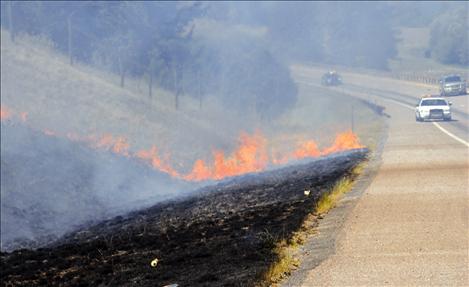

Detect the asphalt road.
[{"left": 287, "top": 66, "right": 469, "bottom": 286}]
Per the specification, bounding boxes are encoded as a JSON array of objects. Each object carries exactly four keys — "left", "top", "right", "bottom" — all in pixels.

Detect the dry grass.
[
  {"left": 315, "top": 177, "right": 353, "bottom": 214},
  {"left": 316, "top": 163, "right": 364, "bottom": 214},
  {"left": 259, "top": 162, "right": 366, "bottom": 286},
  {"left": 261, "top": 239, "right": 300, "bottom": 285},
  {"left": 0, "top": 29, "right": 248, "bottom": 164},
  {"left": 256, "top": 213, "right": 319, "bottom": 286},
  {"left": 2, "top": 28, "right": 385, "bottom": 170}
]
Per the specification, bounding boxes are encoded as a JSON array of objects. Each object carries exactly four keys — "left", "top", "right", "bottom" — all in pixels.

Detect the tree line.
[
  {"left": 0, "top": 1, "right": 298, "bottom": 119},
  {"left": 5, "top": 2, "right": 462, "bottom": 118}
]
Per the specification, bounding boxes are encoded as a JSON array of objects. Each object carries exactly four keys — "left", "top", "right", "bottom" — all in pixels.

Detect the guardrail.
[
  {"left": 305, "top": 62, "right": 468, "bottom": 88},
  {"left": 390, "top": 73, "right": 440, "bottom": 85}
]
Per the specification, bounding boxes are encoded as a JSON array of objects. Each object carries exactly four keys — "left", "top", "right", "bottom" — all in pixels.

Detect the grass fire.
[
  {"left": 1, "top": 102, "right": 369, "bottom": 286},
  {"left": 1, "top": 104, "right": 364, "bottom": 182},
  {"left": 0, "top": 2, "right": 390, "bottom": 285}
]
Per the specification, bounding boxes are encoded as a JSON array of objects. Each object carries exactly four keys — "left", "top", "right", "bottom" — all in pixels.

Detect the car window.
[
  {"left": 444, "top": 76, "right": 461, "bottom": 83},
  {"left": 421, "top": 99, "right": 447, "bottom": 106}
]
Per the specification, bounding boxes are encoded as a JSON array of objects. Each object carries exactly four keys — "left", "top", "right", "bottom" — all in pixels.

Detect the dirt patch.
[{"left": 0, "top": 150, "right": 367, "bottom": 287}]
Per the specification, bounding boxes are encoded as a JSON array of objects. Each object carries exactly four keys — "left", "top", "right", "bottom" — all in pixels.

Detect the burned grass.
[{"left": 1, "top": 150, "right": 367, "bottom": 287}]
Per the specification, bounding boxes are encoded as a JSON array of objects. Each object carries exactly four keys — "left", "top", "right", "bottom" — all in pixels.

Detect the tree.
[{"left": 429, "top": 9, "right": 469, "bottom": 66}]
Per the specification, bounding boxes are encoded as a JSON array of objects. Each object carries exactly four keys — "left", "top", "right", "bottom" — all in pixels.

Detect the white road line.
[
  {"left": 384, "top": 98, "right": 469, "bottom": 148},
  {"left": 297, "top": 80, "right": 469, "bottom": 148},
  {"left": 432, "top": 122, "right": 469, "bottom": 148},
  {"left": 385, "top": 98, "right": 414, "bottom": 110}
]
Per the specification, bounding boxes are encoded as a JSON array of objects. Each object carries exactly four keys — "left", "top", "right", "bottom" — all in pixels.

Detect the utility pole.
[
  {"left": 67, "top": 10, "right": 80, "bottom": 66},
  {"left": 197, "top": 70, "right": 202, "bottom": 109},
  {"left": 7, "top": 1, "right": 15, "bottom": 42},
  {"left": 68, "top": 15, "right": 73, "bottom": 65},
  {"left": 148, "top": 70, "right": 153, "bottom": 99}
]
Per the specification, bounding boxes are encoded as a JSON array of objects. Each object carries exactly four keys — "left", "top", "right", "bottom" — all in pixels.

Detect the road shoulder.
[{"left": 281, "top": 109, "right": 389, "bottom": 287}]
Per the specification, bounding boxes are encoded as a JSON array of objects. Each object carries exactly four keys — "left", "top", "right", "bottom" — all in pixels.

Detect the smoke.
[
  {"left": 0, "top": 123, "right": 196, "bottom": 251},
  {"left": 1, "top": 1, "right": 447, "bottom": 252}
]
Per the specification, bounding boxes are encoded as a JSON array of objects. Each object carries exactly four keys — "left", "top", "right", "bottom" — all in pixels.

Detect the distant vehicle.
[
  {"left": 439, "top": 74, "right": 467, "bottom": 96},
  {"left": 415, "top": 96, "right": 452, "bottom": 122},
  {"left": 321, "top": 71, "right": 342, "bottom": 86}
]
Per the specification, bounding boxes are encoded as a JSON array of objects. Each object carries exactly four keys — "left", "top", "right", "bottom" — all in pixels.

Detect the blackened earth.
[{"left": 1, "top": 149, "right": 367, "bottom": 287}]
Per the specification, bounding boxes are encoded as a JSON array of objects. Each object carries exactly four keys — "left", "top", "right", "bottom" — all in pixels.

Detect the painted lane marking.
[
  {"left": 296, "top": 79, "right": 469, "bottom": 147},
  {"left": 384, "top": 99, "right": 469, "bottom": 148},
  {"left": 385, "top": 98, "right": 414, "bottom": 110},
  {"left": 432, "top": 122, "right": 469, "bottom": 148}
]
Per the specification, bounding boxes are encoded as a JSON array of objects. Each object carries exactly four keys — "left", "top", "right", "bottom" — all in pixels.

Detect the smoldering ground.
[
  {"left": 0, "top": 122, "right": 196, "bottom": 251},
  {"left": 2, "top": 1, "right": 454, "bottom": 254}
]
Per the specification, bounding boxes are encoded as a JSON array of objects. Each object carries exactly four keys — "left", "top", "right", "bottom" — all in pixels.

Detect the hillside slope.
[
  {"left": 0, "top": 30, "right": 244, "bottom": 166},
  {"left": 0, "top": 122, "right": 194, "bottom": 251}
]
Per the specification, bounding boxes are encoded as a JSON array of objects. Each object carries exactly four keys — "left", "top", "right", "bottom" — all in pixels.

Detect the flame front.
[
  {"left": 1, "top": 105, "right": 364, "bottom": 182},
  {"left": 136, "top": 146, "right": 181, "bottom": 178},
  {"left": 321, "top": 131, "right": 363, "bottom": 155},
  {"left": 293, "top": 140, "right": 321, "bottom": 159},
  {"left": 185, "top": 131, "right": 268, "bottom": 180},
  {"left": 0, "top": 105, "right": 28, "bottom": 122},
  {"left": 1, "top": 106, "right": 13, "bottom": 120}
]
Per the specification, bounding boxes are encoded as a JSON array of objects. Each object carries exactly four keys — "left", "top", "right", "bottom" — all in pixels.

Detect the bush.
[{"left": 429, "top": 9, "right": 469, "bottom": 66}]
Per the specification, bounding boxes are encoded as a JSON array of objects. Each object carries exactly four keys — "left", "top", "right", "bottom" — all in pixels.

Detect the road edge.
[{"left": 280, "top": 107, "right": 390, "bottom": 287}]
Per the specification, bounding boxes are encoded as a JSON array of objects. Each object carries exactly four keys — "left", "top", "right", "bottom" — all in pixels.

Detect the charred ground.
[{"left": 1, "top": 149, "right": 367, "bottom": 287}]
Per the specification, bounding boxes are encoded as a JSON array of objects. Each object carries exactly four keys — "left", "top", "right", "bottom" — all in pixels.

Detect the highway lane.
[
  {"left": 285, "top": 66, "right": 469, "bottom": 286},
  {"left": 293, "top": 66, "right": 469, "bottom": 143}
]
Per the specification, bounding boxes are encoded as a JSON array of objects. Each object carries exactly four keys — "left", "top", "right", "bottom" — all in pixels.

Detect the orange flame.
[
  {"left": 0, "top": 105, "right": 13, "bottom": 120},
  {"left": 19, "top": 112, "right": 28, "bottom": 122},
  {"left": 184, "top": 131, "right": 268, "bottom": 180},
  {"left": 293, "top": 140, "right": 321, "bottom": 159},
  {"left": 43, "top": 129, "right": 56, "bottom": 136},
  {"left": 136, "top": 146, "right": 181, "bottom": 178},
  {"left": 1, "top": 106, "right": 364, "bottom": 182},
  {"left": 183, "top": 159, "right": 212, "bottom": 181},
  {"left": 92, "top": 133, "right": 130, "bottom": 156},
  {"left": 321, "top": 131, "right": 363, "bottom": 155}
]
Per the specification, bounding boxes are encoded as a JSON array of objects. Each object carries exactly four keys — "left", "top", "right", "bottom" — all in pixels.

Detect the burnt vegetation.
[
  {"left": 1, "top": 147, "right": 367, "bottom": 286},
  {"left": 0, "top": 123, "right": 196, "bottom": 252}
]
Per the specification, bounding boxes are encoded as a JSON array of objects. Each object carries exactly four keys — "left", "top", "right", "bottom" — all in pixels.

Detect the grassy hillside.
[
  {"left": 1, "top": 123, "right": 193, "bottom": 251},
  {"left": 389, "top": 27, "right": 468, "bottom": 78},
  {"left": 1, "top": 29, "right": 383, "bottom": 169},
  {"left": 1, "top": 29, "right": 384, "bottom": 252},
  {"left": 0, "top": 29, "right": 251, "bottom": 167}
]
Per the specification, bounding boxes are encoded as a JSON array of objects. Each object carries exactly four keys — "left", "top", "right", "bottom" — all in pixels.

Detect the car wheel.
[
  {"left": 444, "top": 117, "right": 451, "bottom": 121},
  {"left": 416, "top": 116, "right": 422, "bottom": 122}
]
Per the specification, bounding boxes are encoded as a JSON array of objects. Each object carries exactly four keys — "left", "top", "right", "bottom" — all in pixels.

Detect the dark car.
[
  {"left": 439, "top": 74, "right": 467, "bottom": 96},
  {"left": 321, "top": 71, "right": 342, "bottom": 86}
]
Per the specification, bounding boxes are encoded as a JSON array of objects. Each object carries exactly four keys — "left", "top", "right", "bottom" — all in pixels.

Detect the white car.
[{"left": 415, "top": 97, "right": 452, "bottom": 122}]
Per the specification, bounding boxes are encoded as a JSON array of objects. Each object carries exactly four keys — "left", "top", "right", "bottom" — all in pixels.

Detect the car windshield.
[
  {"left": 421, "top": 99, "right": 447, "bottom": 106},
  {"left": 445, "top": 76, "right": 461, "bottom": 83}
]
